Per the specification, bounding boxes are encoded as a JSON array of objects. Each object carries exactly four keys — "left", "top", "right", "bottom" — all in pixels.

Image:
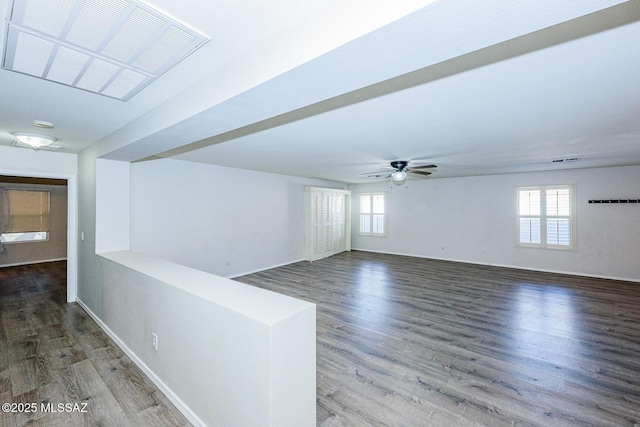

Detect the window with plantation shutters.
[
  {"left": 517, "top": 185, "right": 574, "bottom": 249},
  {"left": 359, "top": 192, "right": 386, "bottom": 236},
  {"left": 0, "top": 189, "right": 50, "bottom": 243}
]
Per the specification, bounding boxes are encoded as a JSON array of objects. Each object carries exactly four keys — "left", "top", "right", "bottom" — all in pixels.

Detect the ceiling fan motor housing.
[{"left": 390, "top": 160, "right": 408, "bottom": 171}]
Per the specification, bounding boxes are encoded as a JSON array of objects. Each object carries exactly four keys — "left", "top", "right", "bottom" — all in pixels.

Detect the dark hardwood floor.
[
  {"left": 3, "top": 255, "right": 639, "bottom": 426},
  {"left": 236, "top": 251, "right": 640, "bottom": 427},
  {"left": 0, "top": 261, "right": 190, "bottom": 427}
]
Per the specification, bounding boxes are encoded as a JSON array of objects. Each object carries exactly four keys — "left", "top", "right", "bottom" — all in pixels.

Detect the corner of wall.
[{"left": 95, "top": 158, "right": 131, "bottom": 253}]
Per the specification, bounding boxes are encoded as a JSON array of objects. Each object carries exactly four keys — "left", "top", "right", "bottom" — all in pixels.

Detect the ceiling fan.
[{"left": 363, "top": 160, "right": 437, "bottom": 184}]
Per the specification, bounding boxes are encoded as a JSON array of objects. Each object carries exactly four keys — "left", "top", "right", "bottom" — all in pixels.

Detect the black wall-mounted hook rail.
[{"left": 588, "top": 199, "right": 640, "bottom": 204}]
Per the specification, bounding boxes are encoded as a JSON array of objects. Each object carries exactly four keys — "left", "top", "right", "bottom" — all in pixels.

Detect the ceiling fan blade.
[
  {"left": 365, "top": 173, "right": 392, "bottom": 179},
  {"left": 409, "top": 164, "right": 437, "bottom": 170},
  {"left": 361, "top": 169, "right": 393, "bottom": 176},
  {"left": 408, "top": 170, "right": 432, "bottom": 177}
]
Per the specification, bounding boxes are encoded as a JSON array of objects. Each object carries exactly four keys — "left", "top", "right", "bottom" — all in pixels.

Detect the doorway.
[{"left": 0, "top": 172, "right": 77, "bottom": 302}]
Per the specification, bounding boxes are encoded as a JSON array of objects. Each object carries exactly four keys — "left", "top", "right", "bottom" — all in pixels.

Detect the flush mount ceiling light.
[
  {"left": 2, "top": 0, "right": 209, "bottom": 101},
  {"left": 13, "top": 132, "right": 57, "bottom": 150}
]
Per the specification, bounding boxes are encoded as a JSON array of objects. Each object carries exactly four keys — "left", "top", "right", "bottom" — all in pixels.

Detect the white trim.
[
  {"left": 66, "top": 176, "right": 78, "bottom": 303},
  {"left": 351, "top": 248, "right": 640, "bottom": 284},
  {"left": 0, "top": 257, "right": 67, "bottom": 268},
  {"left": 75, "top": 298, "right": 206, "bottom": 427},
  {"left": 225, "top": 258, "right": 305, "bottom": 279}
]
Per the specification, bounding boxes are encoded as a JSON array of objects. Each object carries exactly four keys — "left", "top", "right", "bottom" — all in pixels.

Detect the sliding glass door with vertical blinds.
[{"left": 304, "top": 187, "right": 351, "bottom": 261}]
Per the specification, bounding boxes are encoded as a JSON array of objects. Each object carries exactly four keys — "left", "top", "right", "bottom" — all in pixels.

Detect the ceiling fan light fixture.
[
  {"left": 391, "top": 170, "right": 407, "bottom": 184},
  {"left": 14, "top": 132, "right": 57, "bottom": 149}
]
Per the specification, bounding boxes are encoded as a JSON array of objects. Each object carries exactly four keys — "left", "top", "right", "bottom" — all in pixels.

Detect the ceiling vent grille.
[{"left": 2, "top": 0, "right": 209, "bottom": 100}]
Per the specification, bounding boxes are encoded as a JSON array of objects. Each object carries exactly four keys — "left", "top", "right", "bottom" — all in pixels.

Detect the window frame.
[
  {"left": 516, "top": 185, "right": 575, "bottom": 250},
  {"left": 359, "top": 192, "right": 387, "bottom": 237},
  {"left": 0, "top": 231, "right": 50, "bottom": 244},
  {"left": 0, "top": 188, "right": 51, "bottom": 244}
]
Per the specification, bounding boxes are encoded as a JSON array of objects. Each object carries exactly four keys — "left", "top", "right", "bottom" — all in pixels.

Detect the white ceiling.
[{"left": 2, "top": 0, "right": 639, "bottom": 183}]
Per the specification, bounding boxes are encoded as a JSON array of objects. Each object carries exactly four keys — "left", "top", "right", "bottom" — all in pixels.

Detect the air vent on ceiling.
[
  {"left": 551, "top": 158, "right": 578, "bottom": 163},
  {"left": 2, "top": 0, "right": 209, "bottom": 101}
]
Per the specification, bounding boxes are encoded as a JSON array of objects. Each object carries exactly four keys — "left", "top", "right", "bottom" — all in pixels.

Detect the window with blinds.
[
  {"left": 0, "top": 189, "right": 50, "bottom": 243},
  {"left": 517, "top": 185, "right": 574, "bottom": 249},
  {"left": 359, "top": 192, "right": 386, "bottom": 236}
]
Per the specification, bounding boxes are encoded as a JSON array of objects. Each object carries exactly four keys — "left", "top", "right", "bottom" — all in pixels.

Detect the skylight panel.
[
  {"left": 21, "top": 0, "right": 75, "bottom": 37},
  {"left": 11, "top": 30, "right": 53, "bottom": 76},
  {"left": 46, "top": 46, "right": 90, "bottom": 84},
  {"left": 76, "top": 58, "right": 120, "bottom": 92},
  {"left": 2, "top": 0, "right": 209, "bottom": 100},
  {"left": 101, "top": 8, "right": 165, "bottom": 63},
  {"left": 133, "top": 26, "right": 197, "bottom": 73},
  {"left": 65, "top": 0, "right": 131, "bottom": 51}
]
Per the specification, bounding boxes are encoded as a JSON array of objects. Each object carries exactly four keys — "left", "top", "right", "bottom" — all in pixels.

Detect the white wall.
[
  {"left": 0, "top": 145, "right": 77, "bottom": 177},
  {"left": 351, "top": 165, "right": 640, "bottom": 282},
  {"left": 130, "top": 158, "right": 346, "bottom": 277},
  {"left": 80, "top": 251, "right": 315, "bottom": 427},
  {"left": 95, "top": 159, "right": 130, "bottom": 253},
  {"left": 77, "top": 150, "right": 101, "bottom": 313},
  {"left": 77, "top": 154, "right": 318, "bottom": 425}
]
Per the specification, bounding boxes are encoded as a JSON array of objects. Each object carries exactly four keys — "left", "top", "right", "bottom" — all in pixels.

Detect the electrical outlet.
[{"left": 152, "top": 333, "right": 158, "bottom": 350}]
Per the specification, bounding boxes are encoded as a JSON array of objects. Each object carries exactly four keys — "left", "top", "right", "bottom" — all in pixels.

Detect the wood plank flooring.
[
  {"left": 3, "top": 255, "right": 639, "bottom": 426},
  {"left": 0, "top": 261, "right": 190, "bottom": 427},
  {"left": 235, "top": 251, "right": 640, "bottom": 427}
]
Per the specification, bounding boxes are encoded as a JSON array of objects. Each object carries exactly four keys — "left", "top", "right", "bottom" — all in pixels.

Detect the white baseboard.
[
  {"left": 225, "top": 258, "right": 306, "bottom": 279},
  {"left": 75, "top": 298, "right": 205, "bottom": 427},
  {"left": 351, "top": 248, "right": 640, "bottom": 284},
  {"left": 0, "top": 257, "right": 67, "bottom": 268}
]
